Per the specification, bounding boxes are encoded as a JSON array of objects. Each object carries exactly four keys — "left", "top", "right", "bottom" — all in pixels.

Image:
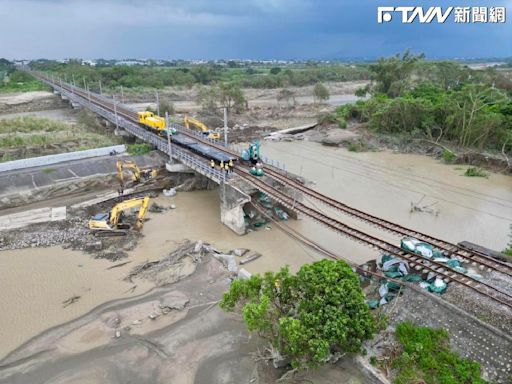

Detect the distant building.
[{"left": 82, "top": 60, "right": 97, "bottom": 66}]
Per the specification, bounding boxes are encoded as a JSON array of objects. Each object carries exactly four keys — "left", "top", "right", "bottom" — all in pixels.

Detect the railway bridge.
[{"left": 28, "top": 70, "right": 512, "bottom": 318}]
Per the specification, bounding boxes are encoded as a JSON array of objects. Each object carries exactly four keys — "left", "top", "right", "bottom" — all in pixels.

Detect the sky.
[{"left": 0, "top": 0, "right": 511, "bottom": 60}]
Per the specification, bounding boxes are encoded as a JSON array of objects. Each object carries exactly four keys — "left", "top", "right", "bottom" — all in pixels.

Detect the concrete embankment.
[{"left": 0, "top": 150, "right": 167, "bottom": 211}]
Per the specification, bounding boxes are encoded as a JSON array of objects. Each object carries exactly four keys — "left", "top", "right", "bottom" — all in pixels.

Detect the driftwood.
[
  {"left": 62, "top": 295, "right": 81, "bottom": 308},
  {"left": 415, "top": 139, "right": 456, "bottom": 155},
  {"left": 240, "top": 252, "right": 262, "bottom": 265},
  {"left": 410, "top": 195, "right": 440, "bottom": 216},
  {"left": 501, "top": 139, "right": 511, "bottom": 171},
  {"left": 416, "top": 139, "right": 512, "bottom": 173},
  {"left": 106, "top": 261, "right": 132, "bottom": 270}
]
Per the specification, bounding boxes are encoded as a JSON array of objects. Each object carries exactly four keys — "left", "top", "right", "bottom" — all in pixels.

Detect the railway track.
[
  {"left": 37, "top": 74, "right": 512, "bottom": 308},
  {"left": 263, "top": 167, "right": 512, "bottom": 278},
  {"left": 235, "top": 168, "right": 512, "bottom": 310}
]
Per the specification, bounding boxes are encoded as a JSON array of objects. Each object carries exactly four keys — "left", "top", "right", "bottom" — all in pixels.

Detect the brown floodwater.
[
  {"left": 262, "top": 141, "right": 512, "bottom": 252},
  {"left": 0, "top": 140, "right": 510, "bottom": 359}
]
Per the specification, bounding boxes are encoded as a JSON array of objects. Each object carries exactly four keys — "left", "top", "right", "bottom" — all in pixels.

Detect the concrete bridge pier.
[{"left": 220, "top": 182, "right": 251, "bottom": 235}]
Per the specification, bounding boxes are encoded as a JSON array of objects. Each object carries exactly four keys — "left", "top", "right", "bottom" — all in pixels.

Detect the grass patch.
[
  {"left": 347, "top": 139, "right": 369, "bottom": 152},
  {"left": 0, "top": 116, "right": 122, "bottom": 163},
  {"left": 0, "top": 69, "right": 48, "bottom": 93},
  {"left": 42, "top": 168, "right": 56, "bottom": 174},
  {"left": 127, "top": 143, "right": 152, "bottom": 156},
  {"left": 392, "top": 322, "right": 487, "bottom": 384},
  {"left": 464, "top": 167, "right": 488, "bottom": 178},
  {"left": 503, "top": 225, "right": 512, "bottom": 258},
  {"left": 0, "top": 116, "right": 70, "bottom": 134},
  {"left": 441, "top": 149, "right": 456, "bottom": 162}
]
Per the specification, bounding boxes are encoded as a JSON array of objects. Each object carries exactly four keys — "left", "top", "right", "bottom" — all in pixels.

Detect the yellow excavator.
[
  {"left": 116, "top": 160, "right": 157, "bottom": 188},
  {"left": 184, "top": 116, "right": 220, "bottom": 139},
  {"left": 88, "top": 196, "right": 150, "bottom": 236}
]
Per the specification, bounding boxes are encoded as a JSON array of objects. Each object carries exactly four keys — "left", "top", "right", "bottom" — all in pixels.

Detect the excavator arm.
[
  {"left": 134, "top": 196, "right": 150, "bottom": 230},
  {"left": 116, "top": 160, "right": 157, "bottom": 187},
  {"left": 108, "top": 196, "right": 149, "bottom": 228},
  {"left": 184, "top": 116, "right": 220, "bottom": 139}
]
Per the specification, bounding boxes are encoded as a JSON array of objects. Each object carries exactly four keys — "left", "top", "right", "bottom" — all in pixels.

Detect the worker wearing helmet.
[
  {"left": 210, "top": 159, "right": 215, "bottom": 169},
  {"left": 228, "top": 159, "right": 233, "bottom": 168},
  {"left": 220, "top": 160, "right": 224, "bottom": 170},
  {"left": 224, "top": 162, "right": 230, "bottom": 175}
]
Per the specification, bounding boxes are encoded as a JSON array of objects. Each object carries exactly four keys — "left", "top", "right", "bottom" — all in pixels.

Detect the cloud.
[{"left": 0, "top": 0, "right": 510, "bottom": 59}]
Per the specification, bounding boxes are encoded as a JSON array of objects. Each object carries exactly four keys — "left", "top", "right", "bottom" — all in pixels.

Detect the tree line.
[
  {"left": 27, "top": 59, "right": 370, "bottom": 90},
  {"left": 340, "top": 51, "right": 512, "bottom": 153}
]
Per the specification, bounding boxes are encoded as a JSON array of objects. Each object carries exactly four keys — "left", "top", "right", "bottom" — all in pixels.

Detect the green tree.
[
  {"left": 369, "top": 50, "right": 425, "bottom": 97},
  {"left": 270, "top": 67, "right": 282, "bottom": 75},
  {"left": 277, "top": 88, "right": 296, "bottom": 106},
  {"left": 196, "top": 85, "right": 220, "bottom": 113},
  {"left": 218, "top": 82, "right": 246, "bottom": 112},
  {"left": 220, "top": 259, "right": 374, "bottom": 369},
  {"left": 444, "top": 84, "right": 508, "bottom": 148},
  {"left": 313, "top": 82, "right": 330, "bottom": 103}
]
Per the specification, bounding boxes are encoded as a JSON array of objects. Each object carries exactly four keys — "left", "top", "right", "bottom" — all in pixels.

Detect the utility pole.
[
  {"left": 113, "top": 95, "right": 119, "bottom": 130},
  {"left": 72, "top": 74, "right": 76, "bottom": 87},
  {"left": 87, "top": 85, "right": 91, "bottom": 105},
  {"left": 99, "top": 80, "right": 102, "bottom": 95},
  {"left": 166, "top": 111, "right": 172, "bottom": 163},
  {"left": 71, "top": 74, "right": 75, "bottom": 94},
  {"left": 83, "top": 77, "right": 86, "bottom": 90},
  {"left": 155, "top": 90, "right": 160, "bottom": 116},
  {"left": 223, "top": 107, "right": 228, "bottom": 146},
  {"left": 121, "top": 86, "right": 124, "bottom": 104}
]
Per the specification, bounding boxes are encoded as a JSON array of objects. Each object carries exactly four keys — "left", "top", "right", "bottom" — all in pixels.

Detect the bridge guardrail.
[{"left": 38, "top": 75, "right": 229, "bottom": 183}]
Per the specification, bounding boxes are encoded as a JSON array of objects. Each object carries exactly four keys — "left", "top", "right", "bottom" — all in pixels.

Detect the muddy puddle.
[{"left": 0, "top": 139, "right": 511, "bottom": 360}]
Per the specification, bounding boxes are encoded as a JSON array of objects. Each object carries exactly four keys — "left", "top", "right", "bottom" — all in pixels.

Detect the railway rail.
[
  {"left": 63, "top": 72, "right": 510, "bottom": 278},
  {"left": 235, "top": 168, "right": 512, "bottom": 310},
  {"left": 34, "top": 72, "right": 512, "bottom": 309},
  {"left": 262, "top": 167, "right": 512, "bottom": 278}
]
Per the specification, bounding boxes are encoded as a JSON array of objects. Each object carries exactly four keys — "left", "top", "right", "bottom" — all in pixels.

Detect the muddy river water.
[{"left": 0, "top": 140, "right": 511, "bottom": 360}]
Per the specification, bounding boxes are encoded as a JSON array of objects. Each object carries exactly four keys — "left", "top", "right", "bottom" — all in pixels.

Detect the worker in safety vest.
[
  {"left": 220, "top": 160, "right": 224, "bottom": 170},
  {"left": 210, "top": 159, "right": 215, "bottom": 169},
  {"left": 224, "top": 162, "right": 230, "bottom": 175},
  {"left": 228, "top": 159, "right": 233, "bottom": 168}
]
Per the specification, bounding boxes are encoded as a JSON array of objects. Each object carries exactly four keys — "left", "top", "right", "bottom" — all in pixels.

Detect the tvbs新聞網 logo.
[{"left": 377, "top": 6, "right": 506, "bottom": 24}]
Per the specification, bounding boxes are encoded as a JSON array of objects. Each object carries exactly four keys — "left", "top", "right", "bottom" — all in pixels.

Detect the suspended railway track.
[{"left": 235, "top": 168, "right": 512, "bottom": 310}]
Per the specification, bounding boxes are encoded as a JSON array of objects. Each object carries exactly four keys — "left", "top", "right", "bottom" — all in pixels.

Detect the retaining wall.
[{"left": 0, "top": 145, "right": 126, "bottom": 173}]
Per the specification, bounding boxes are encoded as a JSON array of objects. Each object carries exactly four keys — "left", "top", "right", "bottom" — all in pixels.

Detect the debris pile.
[
  {"left": 243, "top": 192, "right": 288, "bottom": 230},
  {"left": 363, "top": 236, "right": 487, "bottom": 309}
]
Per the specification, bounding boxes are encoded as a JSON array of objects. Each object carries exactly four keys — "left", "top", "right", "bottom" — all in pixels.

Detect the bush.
[
  {"left": 441, "top": 149, "right": 456, "bottom": 162},
  {"left": 313, "top": 82, "right": 330, "bottom": 102},
  {"left": 464, "top": 167, "right": 488, "bottom": 178},
  {"left": 317, "top": 112, "right": 338, "bottom": 126},
  {"left": 337, "top": 118, "right": 347, "bottom": 129},
  {"left": 127, "top": 143, "right": 152, "bottom": 156},
  {"left": 220, "top": 260, "right": 374, "bottom": 369},
  {"left": 393, "top": 322, "right": 487, "bottom": 384},
  {"left": 347, "top": 140, "right": 369, "bottom": 152}
]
